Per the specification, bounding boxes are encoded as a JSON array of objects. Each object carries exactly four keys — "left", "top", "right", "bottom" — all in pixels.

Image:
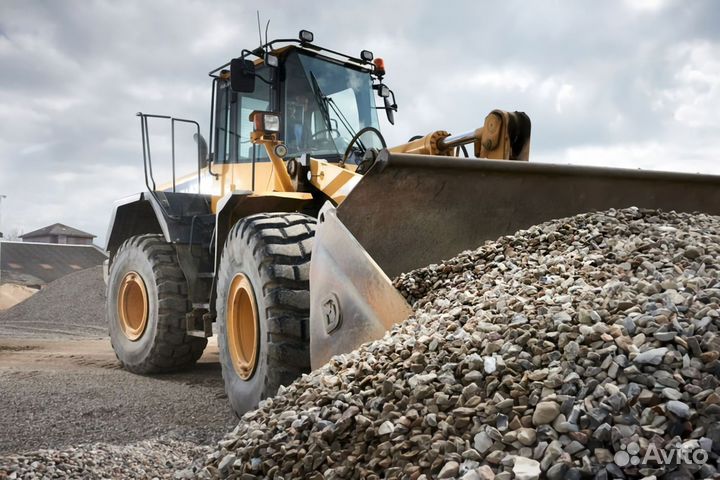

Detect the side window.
[
  {"left": 215, "top": 84, "right": 229, "bottom": 163},
  {"left": 215, "top": 73, "right": 271, "bottom": 164},
  {"left": 237, "top": 95, "right": 270, "bottom": 162}
]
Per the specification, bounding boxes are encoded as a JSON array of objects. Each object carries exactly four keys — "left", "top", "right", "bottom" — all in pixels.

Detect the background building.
[
  {"left": 19, "top": 223, "right": 96, "bottom": 245},
  {"left": 0, "top": 223, "right": 106, "bottom": 295}
]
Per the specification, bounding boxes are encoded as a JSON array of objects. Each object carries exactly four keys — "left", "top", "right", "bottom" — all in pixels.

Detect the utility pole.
[
  {"left": 0, "top": 194, "right": 6, "bottom": 239},
  {"left": 0, "top": 194, "right": 5, "bottom": 285}
]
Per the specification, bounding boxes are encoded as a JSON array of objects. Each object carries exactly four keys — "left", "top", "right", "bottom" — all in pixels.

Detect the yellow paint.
[
  {"left": 309, "top": 159, "right": 361, "bottom": 205},
  {"left": 251, "top": 132, "right": 294, "bottom": 192}
]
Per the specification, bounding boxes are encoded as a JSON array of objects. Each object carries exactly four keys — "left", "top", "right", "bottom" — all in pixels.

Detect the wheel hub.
[
  {"left": 118, "top": 271, "right": 149, "bottom": 341},
  {"left": 226, "top": 273, "right": 259, "bottom": 380}
]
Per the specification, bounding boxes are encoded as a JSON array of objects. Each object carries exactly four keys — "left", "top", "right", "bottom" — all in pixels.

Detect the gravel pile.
[
  {"left": 203, "top": 208, "right": 720, "bottom": 479},
  {"left": 0, "top": 265, "right": 105, "bottom": 337},
  {"left": 0, "top": 436, "right": 211, "bottom": 479}
]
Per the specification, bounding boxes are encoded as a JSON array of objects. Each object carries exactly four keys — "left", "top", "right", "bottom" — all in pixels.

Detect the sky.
[{"left": 1, "top": 0, "right": 719, "bottom": 245}]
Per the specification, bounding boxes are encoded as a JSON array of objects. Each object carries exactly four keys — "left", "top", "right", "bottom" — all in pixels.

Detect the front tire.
[
  {"left": 107, "top": 234, "right": 207, "bottom": 373},
  {"left": 216, "top": 213, "right": 315, "bottom": 416}
]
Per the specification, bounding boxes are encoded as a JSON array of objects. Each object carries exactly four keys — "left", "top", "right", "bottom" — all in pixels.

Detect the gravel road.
[
  {"left": 0, "top": 266, "right": 237, "bottom": 478},
  {"left": 0, "top": 337, "right": 236, "bottom": 477},
  {"left": 0, "top": 337, "right": 235, "bottom": 454}
]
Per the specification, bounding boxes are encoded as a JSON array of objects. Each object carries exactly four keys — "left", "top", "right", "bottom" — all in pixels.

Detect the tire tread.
[
  {"left": 110, "top": 234, "right": 207, "bottom": 373},
  {"left": 217, "top": 212, "right": 316, "bottom": 413}
]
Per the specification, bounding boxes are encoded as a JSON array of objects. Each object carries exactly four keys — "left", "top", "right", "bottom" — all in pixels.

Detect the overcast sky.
[{"left": 1, "top": 0, "right": 719, "bottom": 245}]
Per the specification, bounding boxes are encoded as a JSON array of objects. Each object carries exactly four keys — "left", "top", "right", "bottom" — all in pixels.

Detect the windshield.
[{"left": 284, "top": 52, "right": 381, "bottom": 159}]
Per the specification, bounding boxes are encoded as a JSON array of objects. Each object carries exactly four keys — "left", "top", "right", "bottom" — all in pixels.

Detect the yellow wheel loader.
[{"left": 105, "top": 30, "right": 720, "bottom": 415}]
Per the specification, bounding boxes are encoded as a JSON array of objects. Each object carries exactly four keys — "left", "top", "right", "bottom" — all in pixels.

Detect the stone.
[
  {"left": 517, "top": 428, "right": 537, "bottom": 446},
  {"left": 666, "top": 400, "right": 690, "bottom": 418},
  {"left": 513, "top": 457, "right": 541, "bottom": 480},
  {"left": 438, "top": 461, "right": 460, "bottom": 479},
  {"left": 484, "top": 356, "right": 497, "bottom": 374},
  {"left": 218, "top": 454, "right": 236, "bottom": 474},
  {"left": 532, "top": 402, "right": 560, "bottom": 426},
  {"left": 634, "top": 348, "right": 668, "bottom": 365},
  {"left": 474, "top": 432, "right": 493, "bottom": 453},
  {"left": 546, "top": 463, "right": 568, "bottom": 480},
  {"left": 475, "top": 465, "right": 496, "bottom": 480},
  {"left": 378, "top": 421, "right": 394, "bottom": 436},
  {"left": 662, "top": 388, "right": 682, "bottom": 401}
]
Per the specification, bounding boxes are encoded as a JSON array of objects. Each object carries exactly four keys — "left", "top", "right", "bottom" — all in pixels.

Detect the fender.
[
  {"left": 107, "top": 190, "right": 314, "bottom": 311},
  {"left": 105, "top": 191, "right": 214, "bottom": 257},
  {"left": 105, "top": 191, "right": 215, "bottom": 306},
  {"left": 213, "top": 190, "right": 315, "bottom": 273}
]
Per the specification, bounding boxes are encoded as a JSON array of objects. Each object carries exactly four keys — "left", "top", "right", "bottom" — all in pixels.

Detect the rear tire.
[
  {"left": 216, "top": 213, "right": 315, "bottom": 416},
  {"left": 108, "top": 234, "right": 207, "bottom": 373}
]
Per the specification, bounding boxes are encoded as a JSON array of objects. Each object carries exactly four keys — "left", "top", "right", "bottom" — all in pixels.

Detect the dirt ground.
[{"left": 0, "top": 336, "right": 237, "bottom": 455}]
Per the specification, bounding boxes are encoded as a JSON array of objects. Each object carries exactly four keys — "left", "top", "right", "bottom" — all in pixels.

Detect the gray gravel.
[
  {"left": 0, "top": 339, "right": 236, "bottom": 478},
  {"left": 202, "top": 208, "right": 720, "bottom": 479},
  {"left": 0, "top": 261, "right": 239, "bottom": 479},
  {"left": 0, "top": 265, "right": 106, "bottom": 338},
  {"left": 0, "top": 348, "right": 230, "bottom": 452},
  {"left": 0, "top": 437, "right": 211, "bottom": 479}
]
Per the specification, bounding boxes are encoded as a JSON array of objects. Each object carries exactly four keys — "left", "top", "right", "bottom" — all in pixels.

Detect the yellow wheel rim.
[
  {"left": 118, "top": 271, "right": 149, "bottom": 341},
  {"left": 226, "top": 273, "right": 258, "bottom": 380}
]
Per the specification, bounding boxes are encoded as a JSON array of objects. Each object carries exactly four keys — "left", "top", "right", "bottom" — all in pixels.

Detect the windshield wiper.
[
  {"left": 309, "top": 71, "right": 333, "bottom": 132},
  {"left": 308, "top": 71, "right": 365, "bottom": 151}
]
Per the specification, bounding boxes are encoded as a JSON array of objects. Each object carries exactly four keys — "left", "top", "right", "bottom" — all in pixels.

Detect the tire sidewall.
[
  {"left": 217, "top": 231, "right": 269, "bottom": 415},
  {"left": 107, "top": 243, "right": 162, "bottom": 369}
]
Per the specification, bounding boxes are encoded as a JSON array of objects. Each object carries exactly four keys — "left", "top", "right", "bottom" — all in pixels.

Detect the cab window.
[{"left": 215, "top": 71, "right": 272, "bottom": 164}]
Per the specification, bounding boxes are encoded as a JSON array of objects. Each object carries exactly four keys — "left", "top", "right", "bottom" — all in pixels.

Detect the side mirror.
[
  {"left": 194, "top": 133, "right": 209, "bottom": 168},
  {"left": 230, "top": 58, "right": 256, "bottom": 93},
  {"left": 384, "top": 96, "right": 395, "bottom": 125}
]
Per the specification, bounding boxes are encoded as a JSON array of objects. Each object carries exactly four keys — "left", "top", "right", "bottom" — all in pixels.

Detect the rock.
[
  {"left": 484, "top": 356, "right": 497, "bottom": 374},
  {"left": 513, "top": 457, "right": 541, "bottom": 480},
  {"left": 474, "top": 432, "right": 493, "bottom": 453},
  {"left": 653, "top": 331, "right": 677, "bottom": 342},
  {"left": 666, "top": 400, "right": 690, "bottom": 418},
  {"left": 218, "top": 453, "right": 236, "bottom": 474},
  {"left": 662, "top": 388, "right": 682, "bottom": 401},
  {"left": 634, "top": 348, "right": 668, "bottom": 366},
  {"left": 475, "top": 465, "right": 496, "bottom": 480},
  {"left": 438, "top": 461, "right": 460, "bottom": 479},
  {"left": 532, "top": 402, "right": 560, "bottom": 426},
  {"left": 517, "top": 428, "right": 537, "bottom": 446},
  {"left": 546, "top": 463, "right": 568, "bottom": 480},
  {"left": 378, "top": 421, "right": 394, "bottom": 436}
]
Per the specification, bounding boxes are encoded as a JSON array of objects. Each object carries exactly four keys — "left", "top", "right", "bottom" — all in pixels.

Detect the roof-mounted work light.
[{"left": 299, "top": 30, "right": 314, "bottom": 43}]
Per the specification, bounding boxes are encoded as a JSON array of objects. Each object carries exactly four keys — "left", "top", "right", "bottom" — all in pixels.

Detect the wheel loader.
[{"left": 105, "top": 30, "right": 720, "bottom": 415}]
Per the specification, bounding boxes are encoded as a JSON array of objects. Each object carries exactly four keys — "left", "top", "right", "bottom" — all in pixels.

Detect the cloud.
[{"left": 0, "top": 0, "right": 719, "bottom": 246}]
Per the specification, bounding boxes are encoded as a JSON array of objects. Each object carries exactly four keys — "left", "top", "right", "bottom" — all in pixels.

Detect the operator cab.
[{"left": 209, "top": 31, "right": 397, "bottom": 167}]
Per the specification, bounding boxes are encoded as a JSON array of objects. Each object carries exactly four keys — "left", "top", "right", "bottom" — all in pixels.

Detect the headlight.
[
  {"left": 249, "top": 111, "right": 281, "bottom": 133},
  {"left": 263, "top": 114, "right": 280, "bottom": 132}
]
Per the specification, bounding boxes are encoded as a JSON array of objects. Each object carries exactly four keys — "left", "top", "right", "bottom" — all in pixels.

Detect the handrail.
[{"left": 136, "top": 112, "right": 204, "bottom": 194}]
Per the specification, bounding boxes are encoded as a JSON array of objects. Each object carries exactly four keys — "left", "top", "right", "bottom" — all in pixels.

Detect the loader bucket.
[{"left": 309, "top": 150, "right": 720, "bottom": 368}]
